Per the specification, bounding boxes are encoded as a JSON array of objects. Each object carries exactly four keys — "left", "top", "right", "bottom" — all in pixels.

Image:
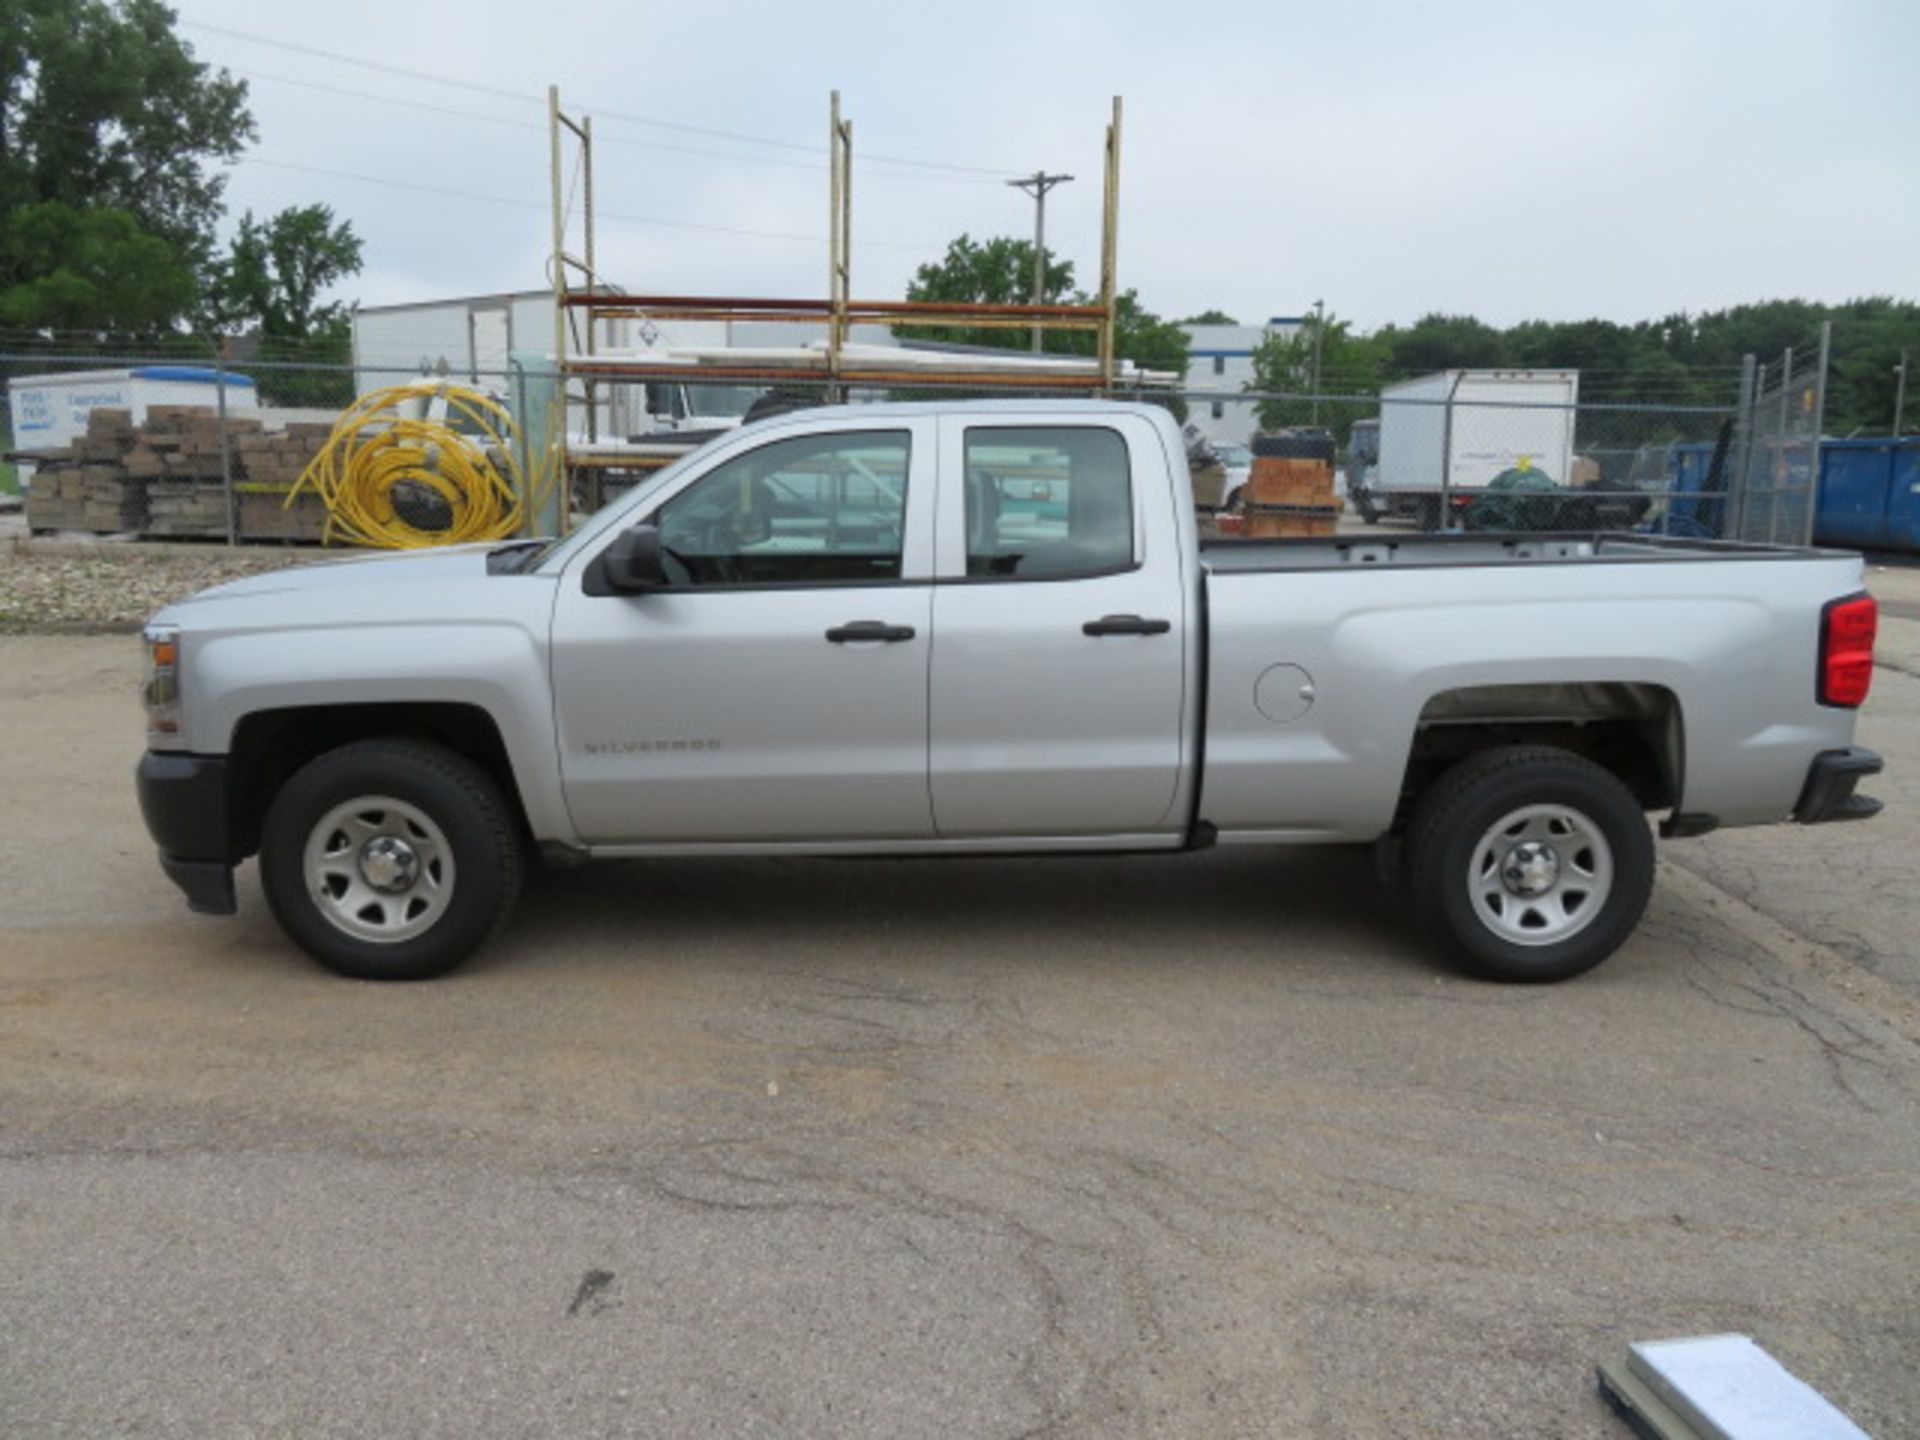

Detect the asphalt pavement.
[{"left": 2, "top": 623, "right": 1916, "bottom": 1439}]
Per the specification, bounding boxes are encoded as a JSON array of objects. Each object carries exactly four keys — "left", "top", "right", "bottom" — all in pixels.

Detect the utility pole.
[
  {"left": 1895, "top": 348, "right": 1910, "bottom": 437},
  {"left": 1008, "top": 171, "right": 1073, "bottom": 352},
  {"left": 1308, "top": 297, "right": 1326, "bottom": 425}
]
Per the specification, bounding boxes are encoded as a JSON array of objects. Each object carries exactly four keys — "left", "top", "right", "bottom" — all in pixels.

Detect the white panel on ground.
[{"left": 1626, "top": 1335, "right": 1870, "bottom": 1440}]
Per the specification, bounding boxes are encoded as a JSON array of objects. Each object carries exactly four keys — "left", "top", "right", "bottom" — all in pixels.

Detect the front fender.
[{"left": 185, "top": 621, "right": 573, "bottom": 844}]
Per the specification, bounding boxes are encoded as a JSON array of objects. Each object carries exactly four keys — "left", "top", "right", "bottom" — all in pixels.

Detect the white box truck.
[{"left": 1354, "top": 369, "right": 1578, "bottom": 528}]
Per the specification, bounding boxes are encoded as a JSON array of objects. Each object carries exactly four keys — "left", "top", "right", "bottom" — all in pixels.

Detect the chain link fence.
[
  {"left": 2, "top": 348, "right": 1827, "bottom": 550},
  {"left": 1726, "top": 330, "right": 1831, "bottom": 545},
  {"left": 1181, "top": 388, "right": 1743, "bottom": 538}
]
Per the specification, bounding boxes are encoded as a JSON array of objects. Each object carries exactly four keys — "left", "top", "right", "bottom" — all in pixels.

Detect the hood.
[{"left": 164, "top": 544, "right": 501, "bottom": 609}]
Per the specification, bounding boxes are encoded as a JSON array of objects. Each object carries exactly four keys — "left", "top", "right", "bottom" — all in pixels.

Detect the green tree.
[
  {"left": 207, "top": 206, "right": 363, "bottom": 347},
  {"left": 901, "top": 233, "right": 1076, "bottom": 348},
  {"left": 900, "top": 232, "right": 1190, "bottom": 417},
  {"left": 0, "top": 0, "right": 254, "bottom": 335},
  {"left": 205, "top": 205, "right": 364, "bottom": 404},
  {"left": 1179, "top": 309, "right": 1238, "bottom": 325},
  {"left": 1376, "top": 313, "right": 1510, "bottom": 374},
  {"left": 1244, "top": 311, "right": 1386, "bottom": 437},
  {"left": 0, "top": 200, "right": 194, "bottom": 334}
]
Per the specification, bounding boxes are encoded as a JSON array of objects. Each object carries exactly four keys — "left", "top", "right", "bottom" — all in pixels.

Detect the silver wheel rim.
[
  {"left": 303, "top": 795, "right": 455, "bottom": 944},
  {"left": 1468, "top": 803, "right": 1613, "bottom": 947}
]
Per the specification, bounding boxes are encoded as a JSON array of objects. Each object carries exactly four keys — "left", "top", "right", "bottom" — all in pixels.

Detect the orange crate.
[
  {"left": 1246, "top": 456, "right": 1334, "bottom": 506},
  {"left": 1242, "top": 503, "right": 1340, "bottom": 539}
]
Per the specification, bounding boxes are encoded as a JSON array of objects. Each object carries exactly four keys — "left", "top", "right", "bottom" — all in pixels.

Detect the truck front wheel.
[
  {"left": 259, "top": 739, "right": 524, "bottom": 980},
  {"left": 1404, "top": 746, "right": 1654, "bottom": 983}
]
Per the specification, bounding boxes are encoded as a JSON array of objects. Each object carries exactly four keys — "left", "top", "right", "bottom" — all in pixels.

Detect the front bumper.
[
  {"left": 135, "top": 751, "right": 239, "bottom": 915},
  {"left": 1792, "top": 746, "right": 1884, "bottom": 825}
]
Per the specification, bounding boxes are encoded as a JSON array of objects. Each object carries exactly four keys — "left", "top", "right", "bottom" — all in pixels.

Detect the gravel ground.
[
  {"left": 2, "top": 633, "right": 1916, "bottom": 1438},
  {"left": 0, "top": 534, "right": 309, "bottom": 630}
]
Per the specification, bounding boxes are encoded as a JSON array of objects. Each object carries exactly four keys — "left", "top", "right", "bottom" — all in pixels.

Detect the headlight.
[{"left": 143, "top": 625, "right": 184, "bottom": 748}]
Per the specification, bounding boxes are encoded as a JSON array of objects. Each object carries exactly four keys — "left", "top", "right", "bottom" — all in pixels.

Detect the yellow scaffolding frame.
[{"left": 547, "top": 89, "right": 1127, "bottom": 472}]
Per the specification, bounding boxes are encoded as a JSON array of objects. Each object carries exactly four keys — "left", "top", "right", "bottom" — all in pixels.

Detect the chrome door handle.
[
  {"left": 825, "top": 621, "right": 916, "bottom": 643},
  {"left": 1082, "top": 614, "right": 1171, "bottom": 637}
]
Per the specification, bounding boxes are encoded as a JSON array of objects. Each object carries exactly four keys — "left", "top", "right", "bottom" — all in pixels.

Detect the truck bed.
[{"left": 1200, "top": 531, "right": 1832, "bottom": 573}]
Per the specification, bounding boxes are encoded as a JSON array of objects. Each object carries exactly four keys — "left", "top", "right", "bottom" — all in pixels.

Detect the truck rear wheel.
[
  {"left": 259, "top": 739, "right": 523, "bottom": 980},
  {"left": 1405, "top": 745, "right": 1654, "bottom": 983}
]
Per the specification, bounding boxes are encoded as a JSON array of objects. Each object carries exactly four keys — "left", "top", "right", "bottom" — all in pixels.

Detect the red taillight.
[{"left": 1819, "top": 593, "right": 1877, "bottom": 708}]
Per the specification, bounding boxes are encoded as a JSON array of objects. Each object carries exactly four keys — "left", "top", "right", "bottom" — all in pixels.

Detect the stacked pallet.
[
  {"left": 21, "top": 406, "right": 334, "bottom": 542},
  {"left": 234, "top": 421, "right": 333, "bottom": 541},
  {"left": 21, "top": 460, "right": 88, "bottom": 531},
  {"left": 1243, "top": 431, "right": 1341, "bottom": 538}
]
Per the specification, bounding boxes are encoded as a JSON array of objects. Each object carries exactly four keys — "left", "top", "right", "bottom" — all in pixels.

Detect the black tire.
[
  {"left": 1357, "top": 493, "right": 1382, "bottom": 525},
  {"left": 259, "top": 739, "right": 523, "bottom": 980},
  {"left": 1404, "top": 745, "right": 1654, "bottom": 983}
]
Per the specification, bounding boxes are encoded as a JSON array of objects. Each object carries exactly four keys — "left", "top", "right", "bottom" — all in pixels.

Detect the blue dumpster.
[
  {"left": 1815, "top": 437, "right": 1920, "bottom": 551},
  {"left": 1888, "top": 440, "right": 1920, "bottom": 552}
]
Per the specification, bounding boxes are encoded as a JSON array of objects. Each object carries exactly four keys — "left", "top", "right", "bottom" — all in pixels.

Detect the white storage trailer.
[
  {"left": 351, "top": 290, "right": 766, "bottom": 440},
  {"left": 1359, "top": 369, "right": 1579, "bottom": 527},
  {"left": 6, "top": 366, "right": 260, "bottom": 490}
]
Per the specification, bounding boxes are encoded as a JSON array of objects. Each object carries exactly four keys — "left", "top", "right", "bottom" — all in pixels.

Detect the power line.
[
  {"left": 231, "top": 67, "right": 1004, "bottom": 185},
  {"left": 7, "top": 106, "right": 952, "bottom": 254},
  {"left": 236, "top": 155, "right": 937, "bottom": 252},
  {"left": 181, "top": 19, "right": 1019, "bottom": 178}
]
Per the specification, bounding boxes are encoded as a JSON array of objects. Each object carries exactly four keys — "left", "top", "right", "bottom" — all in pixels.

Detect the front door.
[
  {"left": 551, "top": 422, "right": 935, "bottom": 844},
  {"left": 928, "top": 416, "right": 1192, "bottom": 839}
]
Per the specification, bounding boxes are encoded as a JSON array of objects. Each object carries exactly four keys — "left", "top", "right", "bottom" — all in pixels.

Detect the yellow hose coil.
[{"left": 289, "top": 380, "right": 556, "bottom": 548}]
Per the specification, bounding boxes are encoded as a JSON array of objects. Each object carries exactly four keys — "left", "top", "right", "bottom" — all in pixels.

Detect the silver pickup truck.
[{"left": 136, "top": 401, "right": 1883, "bottom": 983}]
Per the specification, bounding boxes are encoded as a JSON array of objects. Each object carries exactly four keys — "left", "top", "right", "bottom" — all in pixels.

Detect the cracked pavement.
[{"left": 2, "top": 630, "right": 1917, "bottom": 1438}]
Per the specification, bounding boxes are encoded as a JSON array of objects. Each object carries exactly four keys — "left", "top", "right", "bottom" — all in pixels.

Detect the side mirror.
[{"left": 603, "top": 523, "right": 668, "bottom": 593}]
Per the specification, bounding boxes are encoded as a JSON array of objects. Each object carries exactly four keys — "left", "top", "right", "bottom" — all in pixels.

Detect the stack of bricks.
[
  {"left": 21, "top": 405, "right": 336, "bottom": 542},
  {"left": 1243, "top": 431, "right": 1342, "bottom": 538},
  {"left": 60, "top": 407, "right": 147, "bottom": 533},
  {"left": 135, "top": 405, "right": 247, "bottom": 536},
  {"left": 233, "top": 422, "right": 333, "bottom": 541},
  {"left": 21, "top": 451, "right": 91, "bottom": 532}
]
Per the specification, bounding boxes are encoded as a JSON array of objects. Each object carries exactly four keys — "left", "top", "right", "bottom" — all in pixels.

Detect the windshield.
[
  {"left": 1215, "top": 443, "right": 1251, "bottom": 465},
  {"left": 527, "top": 440, "right": 719, "bottom": 573}
]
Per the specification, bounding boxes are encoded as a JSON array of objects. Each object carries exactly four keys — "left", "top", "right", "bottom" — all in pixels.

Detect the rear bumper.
[
  {"left": 1792, "top": 746, "right": 1884, "bottom": 825},
  {"left": 136, "top": 751, "right": 239, "bottom": 915}
]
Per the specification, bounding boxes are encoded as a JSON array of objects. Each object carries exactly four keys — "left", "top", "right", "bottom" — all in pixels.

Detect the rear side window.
[{"left": 962, "top": 427, "right": 1133, "bottom": 579}]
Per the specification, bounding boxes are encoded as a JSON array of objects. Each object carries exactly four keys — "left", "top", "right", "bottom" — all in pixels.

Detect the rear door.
[{"left": 928, "top": 414, "right": 1192, "bottom": 839}]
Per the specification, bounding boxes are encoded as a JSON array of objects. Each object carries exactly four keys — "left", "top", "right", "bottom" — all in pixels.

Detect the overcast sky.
[{"left": 172, "top": 0, "right": 1917, "bottom": 331}]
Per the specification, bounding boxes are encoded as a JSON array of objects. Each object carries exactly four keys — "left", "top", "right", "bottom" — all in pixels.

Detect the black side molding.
[{"left": 1793, "top": 746, "right": 1884, "bottom": 824}]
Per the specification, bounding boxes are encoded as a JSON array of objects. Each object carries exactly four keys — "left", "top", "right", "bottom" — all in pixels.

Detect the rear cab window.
[{"left": 961, "top": 427, "right": 1134, "bottom": 580}]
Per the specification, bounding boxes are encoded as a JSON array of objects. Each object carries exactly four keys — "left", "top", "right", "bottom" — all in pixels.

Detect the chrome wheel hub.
[
  {"left": 304, "top": 796, "right": 454, "bottom": 944},
  {"left": 358, "top": 835, "right": 422, "bottom": 893},
  {"left": 1501, "top": 840, "right": 1561, "bottom": 896},
  {"left": 1469, "top": 804, "right": 1613, "bottom": 947}
]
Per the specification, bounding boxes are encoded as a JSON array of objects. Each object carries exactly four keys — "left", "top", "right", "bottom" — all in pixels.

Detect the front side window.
[
  {"left": 653, "top": 430, "right": 910, "bottom": 585},
  {"left": 962, "top": 427, "right": 1133, "bottom": 579}
]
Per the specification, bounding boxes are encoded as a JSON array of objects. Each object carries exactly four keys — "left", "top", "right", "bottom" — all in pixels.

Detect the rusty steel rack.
[{"left": 545, "top": 88, "right": 1126, "bottom": 442}]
